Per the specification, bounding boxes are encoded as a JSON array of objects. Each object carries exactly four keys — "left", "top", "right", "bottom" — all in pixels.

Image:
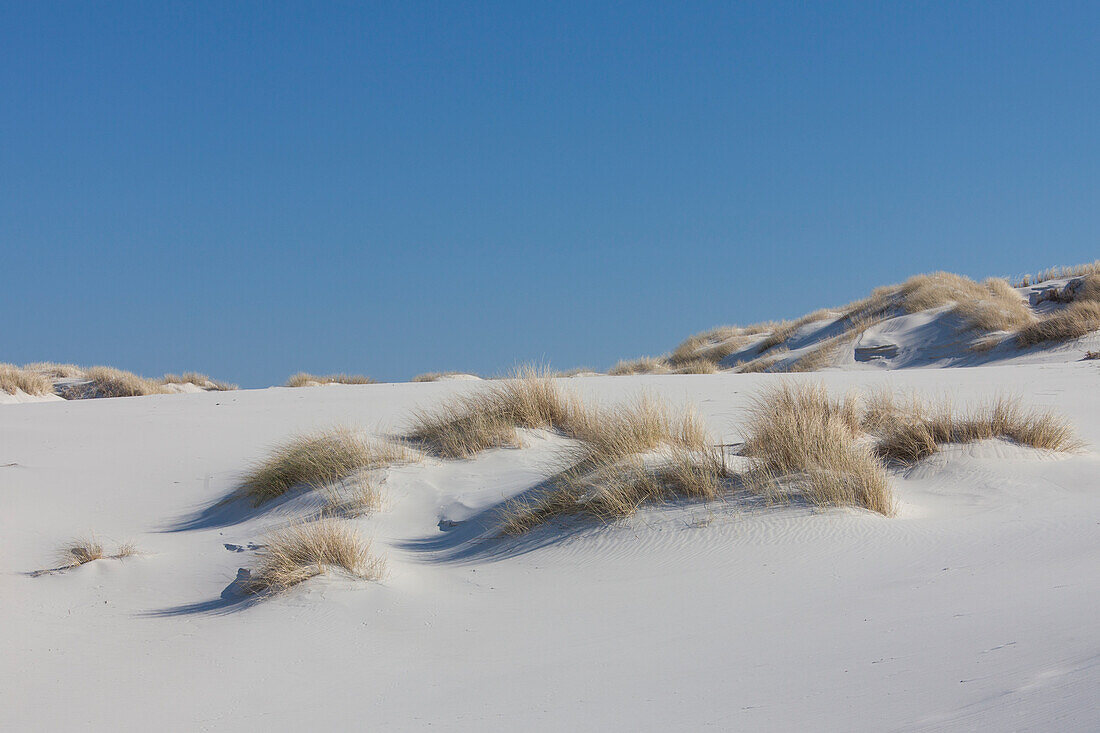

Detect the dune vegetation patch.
[
  {"left": 247, "top": 519, "right": 385, "bottom": 594},
  {"left": 668, "top": 326, "right": 755, "bottom": 368},
  {"left": 0, "top": 363, "right": 55, "bottom": 396},
  {"left": 608, "top": 356, "right": 673, "bottom": 376},
  {"left": 32, "top": 538, "right": 138, "bottom": 576},
  {"left": 736, "top": 349, "right": 789, "bottom": 373},
  {"left": 22, "top": 362, "right": 84, "bottom": 379},
  {"left": 411, "top": 371, "right": 479, "bottom": 382},
  {"left": 863, "top": 391, "right": 1082, "bottom": 464},
  {"left": 672, "top": 358, "right": 721, "bottom": 374},
  {"left": 285, "top": 372, "right": 377, "bottom": 387},
  {"left": 497, "top": 396, "right": 719, "bottom": 534},
  {"left": 240, "top": 427, "right": 418, "bottom": 507},
  {"left": 407, "top": 368, "right": 587, "bottom": 457},
  {"left": 739, "top": 383, "right": 894, "bottom": 515},
  {"left": 51, "top": 366, "right": 173, "bottom": 399},
  {"left": 1014, "top": 260, "right": 1100, "bottom": 287},
  {"left": 160, "top": 372, "right": 237, "bottom": 391},
  {"left": 499, "top": 444, "right": 729, "bottom": 535},
  {"left": 1016, "top": 301, "right": 1100, "bottom": 347},
  {"left": 407, "top": 367, "right": 711, "bottom": 460}
]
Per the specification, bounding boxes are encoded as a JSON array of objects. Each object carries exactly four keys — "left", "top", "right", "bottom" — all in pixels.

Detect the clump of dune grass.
[
  {"left": 607, "top": 356, "right": 672, "bottom": 376},
  {"left": 160, "top": 372, "right": 237, "bottom": 391},
  {"left": 54, "top": 366, "right": 172, "bottom": 398},
  {"left": 285, "top": 372, "right": 377, "bottom": 387},
  {"left": 497, "top": 394, "right": 719, "bottom": 533},
  {"left": 32, "top": 538, "right": 138, "bottom": 576},
  {"left": 952, "top": 278, "right": 1035, "bottom": 333},
  {"left": 1014, "top": 261, "right": 1100, "bottom": 287},
  {"left": 673, "top": 358, "right": 721, "bottom": 374},
  {"left": 736, "top": 349, "right": 789, "bottom": 373},
  {"left": 499, "top": 444, "right": 729, "bottom": 535},
  {"left": 240, "top": 428, "right": 417, "bottom": 506},
  {"left": 569, "top": 394, "right": 712, "bottom": 460},
  {"left": 411, "top": 371, "right": 479, "bottom": 382},
  {"left": 23, "top": 362, "right": 84, "bottom": 379},
  {"left": 409, "top": 369, "right": 717, "bottom": 530},
  {"left": 865, "top": 392, "right": 1082, "bottom": 464},
  {"left": 669, "top": 326, "right": 755, "bottom": 367},
  {"left": 63, "top": 537, "right": 105, "bottom": 566},
  {"left": 0, "top": 363, "right": 54, "bottom": 396},
  {"left": 1016, "top": 301, "right": 1100, "bottom": 347},
  {"left": 407, "top": 368, "right": 587, "bottom": 457},
  {"left": 1086, "top": 351, "right": 1100, "bottom": 360},
  {"left": 247, "top": 519, "right": 385, "bottom": 593},
  {"left": 741, "top": 383, "right": 893, "bottom": 515}
]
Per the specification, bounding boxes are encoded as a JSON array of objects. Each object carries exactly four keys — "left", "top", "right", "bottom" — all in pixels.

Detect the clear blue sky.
[{"left": 2, "top": 2, "right": 1098, "bottom": 386}]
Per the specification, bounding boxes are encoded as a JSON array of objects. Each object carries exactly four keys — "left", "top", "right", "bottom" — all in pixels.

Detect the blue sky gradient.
[{"left": 2, "top": 2, "right": 1098, "bottom": 385}]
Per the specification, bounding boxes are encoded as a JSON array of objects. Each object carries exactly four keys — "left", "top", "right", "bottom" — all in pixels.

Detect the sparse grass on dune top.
[
  {"left": 1014, "top": 260, "right": 1100, "bottom": 287},
  {"left": 0, "top": 363, "right": 54, "bottom": 396},
  {"left": 411, "top": 371, "right": 478, "bottom": 382},
  {"left": 240, "top": 428, "right": 418, "bottom": 506},
  {"left": 247, "top": 519, "right": 385, "bottom": 593},
  {"left": 896, "top": 271, "right": 989, "bottom": 313},
  {"left": 865, "top": 392, "right": 1082, "bottom": 464},
  {"left": 23, "top": 362, "right": 84, "bottom": 379},
  {"left": 954, "top": 278, "right": 1036, "bottom": 333},
  {"left": 742, "top": 383, "right": 894, "bottom": 515},
  {"left": 285, "top": 372, "right": 378, "bottom": 387},
  {"left": 160, "top": 372, "right": 237, "bottom": 390},
  {"left": 608, "top": 356, "right": 673, "bottom": 376}
]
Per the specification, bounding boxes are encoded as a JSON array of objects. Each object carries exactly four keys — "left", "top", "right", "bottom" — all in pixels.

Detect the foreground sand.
[{"left": 2, "top": 364, "right": 1098, "bottom": 731}]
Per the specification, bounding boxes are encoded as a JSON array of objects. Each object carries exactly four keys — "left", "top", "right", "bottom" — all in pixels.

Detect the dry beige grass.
[
  {"left": 866, "top": 392, "right": 1082, "bottom": 464},
  {"left": 32, "top": 538, "right": 138, "bottom": 576},
  {"left": 247, "top": 519, "right": 385, "bottom": 593},
  {"left": 1075, "top": 274, "right": 1100, "bottom": 302},
  {"left": 240, "top": 428, "right": 417, "bottom": 506},
  {"left": 55, "top": 366, "right": 172, "bottom": 398},
  {"left": 736, "top": 349, "right": 789, "bottom": 373},
  {"left": 411, "top": 371, "right": 478, "bottom": 382},
  {"left": 1016, "top": 301, "right": 1100, "bottom": 347},
  {"left": 669, "top": 326, "right": 754, "bottom": 367},
  {"left": 673, "top": 358, "right": 721, "bottom": 374},
  {"left": 608, "top": 356, "right": 672, "bottom": 376},
  {"left": 62, "top": 538, "right": 105, "bottom": 566},
  {"left": 570, "top": 394, "right": 711, "bottom": 460},
  {"left": 0, "top": 364, "right": 54, "bottom": 396},
  {"left": 741, "top": 383, "right": 893, "bottom": 515},
  {"left": 953, "top": 278, "right": 1035, "bottom": 333},
  {"left": 896, "top": 272, "right": 989, "bottom": 313},
  {"left": 497, "top": 393, "right": 718, "bottom": 533},
  {"left": 285, "top": 372, "right": 377, "bottom": 387},
  {"left": 23, "top": 362, "right": 84, "bottom": 379},
  {"left": 499, "top": 445, "right": 728, "bottom": 535},
  {"left": 160, "top": 372, "right": 237, "bottom": 391},
  {"left": 785, "top": 342, "right": 838, "bottom": 373},
  {"left": 407, "top": 368, "right": 586, "bottom": 457},
  {"left": 1014, "top": 261, "right": 1100, "bottom": 287}
]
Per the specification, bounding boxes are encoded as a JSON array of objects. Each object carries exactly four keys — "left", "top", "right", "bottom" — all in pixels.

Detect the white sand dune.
[{"left": 2, "top": 363, "right": 1098, "bottom": 730}]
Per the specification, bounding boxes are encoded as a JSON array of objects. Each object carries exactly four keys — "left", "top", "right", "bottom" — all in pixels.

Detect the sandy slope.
[{"left": 2, "top": 365, "right": 1099, "bottom": 731}]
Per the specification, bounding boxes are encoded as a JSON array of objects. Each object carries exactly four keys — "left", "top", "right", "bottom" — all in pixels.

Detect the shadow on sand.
[{"left": 142, "top": 569, "right": 263, "bottom": 617}]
